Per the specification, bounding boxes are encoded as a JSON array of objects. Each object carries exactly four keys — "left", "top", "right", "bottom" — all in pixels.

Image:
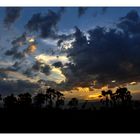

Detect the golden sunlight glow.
[
  {"left": 63, "top": 82, "right": 140, "bottom": 101},
  {"left": 26, "top": 36, "right": 35, "bottom": 43},
  {"left": 88, "top": 93, "right": 101, "bottom": 100},
  {"left": 62, "top": 42, "right": 72, "bottom": 49},
  {"left": 27, "top": 44, "right": 37, "bottom": 54},
  {"left": 28, "top": 38, "right": 35, "bottom": 43},
  {"left": 51, "top": 67, "right": 63, "bottom": 75},
  {"left": 63, "top": 88, "right": 102, "bottom": 101},
  {"left": 130, "top": 81, "right": 137, "bottom": 85},
  {"left": 60, "top": 39, "right": 75, "bottom": 50},
  {"left": 47, "top": 67, "right": 66, "bottom": 83},
  {"left": 34, "top": 54, "right": 68, "bottom": 84},
  {"left": 101, "top": 85, "right": 108, "bottom": 91},
  {"left": 76, "top": 87, "right": 90, "bottom": 92},
  {"left": 35, "top": 54, "right": 69, "bottom": 65},
  {"left": 3, "top": 78, "right": 6, "bottom": 81}
]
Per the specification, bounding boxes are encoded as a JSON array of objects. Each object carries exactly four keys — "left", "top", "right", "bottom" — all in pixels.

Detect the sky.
[{"left": 0, "top": 7, "right": 140, "bottom": 100}]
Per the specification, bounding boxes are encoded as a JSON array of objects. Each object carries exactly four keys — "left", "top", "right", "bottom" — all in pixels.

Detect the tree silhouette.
[
  {"left": 100, "top": 90, "right": 112, "bottom": 107},
  {"left": 100, "top": 87, "right": 132, "bottom": 108},
  {"left": 55, "top": 91, "right": 65, "bottom": 109},
  {"left": 33, "top": 93, "right": 45, "bottom": 108},
  {"left": 45, "top": 88, "right": 65, "bottom": 109},
  {"left": 68, "top": 98, "right": 79, "bottom": 109},
  {"left": 115, "top": 87, "right": 132, "bottom": 107},
  {"left": 45, "top": 88, "right": 56, "bottom": 108},
  {"left": 81, "top": 100, "right": 88, "bottom": 110},
  {"left": 0, "top": 86, "right": 133, "bottom": 111},
  {"left": 3, "top": 94, "right": 17, "bottom": 109},
  {"left": 18, "top": 93, "right": 32, "bottom": 108},
  {"left": 0, "top": 94, "right": 2, "bottom": 101}
]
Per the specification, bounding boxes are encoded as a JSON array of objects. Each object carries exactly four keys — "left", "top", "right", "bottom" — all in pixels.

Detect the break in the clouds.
[{"left": 1, "top": 7, "right": 140, "bottom": 95}]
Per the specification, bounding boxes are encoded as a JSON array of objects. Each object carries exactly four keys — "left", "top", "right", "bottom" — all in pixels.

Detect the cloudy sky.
[{"left": 0, "top": 7, "right": 140, "bottom": 100}]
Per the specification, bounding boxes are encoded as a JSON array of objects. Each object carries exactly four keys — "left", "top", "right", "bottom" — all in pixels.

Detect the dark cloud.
[
  {"left": 0, "top": 68, "right": 51, "bottom": 95},
  {"left": 12, "top": 61, "right": 21, "bottom": 71},
  {"left": 5, "top": 46, "right": 25, "bottom": 60},
  {"left": 58, "top": 11, "right": 140, "bottom": 90},
  {"left": 0, "top": 79, "right": 40, "bottom": 96},
  {"left": 4, "top": 7, "right": 22, "bottom": 28},
  {"left": 32, "top": 61, "right": 51, "bottom": 75},
  {"left": 78, "top": 7, "right": 88, "bottom": 17},
  {"left": 5, "top": 46, "right": 18, "bottom": 56},
  {"left": 11, "top": 33, "right": 27, "bottom": 47},
  {"left": 13, "top": 52, "right": 25, "bottom": 60},
  {"left": 52, "top": 61, "right": 63, "bottom": 68},
  {"left": 5, "top": 33, "right": 27, "bottom": 59},
  {"left": 32, "top": 61, "right": 42, "bottom": 71},
  {"left": 41, "top": 65, "right": 51, "bottom": 75},
  {"left": 5, "top": 32, "right": 38, "bottom": 60},
  {"left": 23, "top": 69, "right": 35, "bottom": 77},
  {"left": 25, "top": 9, "right": 64, "bottom": 38},
  {"left": 3, "top": 8, "right": 140, "bottom": 92},
  {"left": 0, "top": 71, "right": 8, "bottom": 79},
  {"left": 117, "top": 10, "right": 140, "bottom": 34}
]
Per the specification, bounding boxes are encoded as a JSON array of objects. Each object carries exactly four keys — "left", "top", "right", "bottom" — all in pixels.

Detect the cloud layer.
[
  {"left": 4, "top": 7, "right": 22, "bottom": 28},
  {"left": 1, "top": 8, "right": 140, "bottom": 94},
  {"left": 57, "top": 10, "right": 140, "bottom": 90}
]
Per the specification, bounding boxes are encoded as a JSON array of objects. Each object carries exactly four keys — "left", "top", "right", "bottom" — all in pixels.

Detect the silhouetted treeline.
[
  {"left": 0, "top": 87, "right": 136, "bottom": 110},
  {"left": 2, "top": 88, "right": 65, "bottom": 110},
  {"left": 100, "top": 87, "right": 132, "bottom": 108},
  {"left": 0, "top": 87, "right": 139, "bottom": 133}
]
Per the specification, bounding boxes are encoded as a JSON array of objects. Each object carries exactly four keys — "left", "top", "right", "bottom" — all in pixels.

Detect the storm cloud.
[
  {"left": 58, "top": 10, "right": 140, "bottom": 90},
  {"left": 2, "top": 8, "right": 140, "bottom": 93},
  {"left": 117, "top": 10, "right": 140, "bottom": 34}
]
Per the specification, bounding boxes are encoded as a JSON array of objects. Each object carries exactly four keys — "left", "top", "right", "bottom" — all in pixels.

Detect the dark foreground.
[{"left": 0, "top": 108, "right": 140, "bottom": 133}]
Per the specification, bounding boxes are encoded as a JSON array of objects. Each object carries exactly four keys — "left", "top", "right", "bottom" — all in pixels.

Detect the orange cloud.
[
  {"left": 75, "top": 87, "right": 90, "bottom": 92},
  {"left": 26, "top": 44, "right": 37, "bottom": 54}
]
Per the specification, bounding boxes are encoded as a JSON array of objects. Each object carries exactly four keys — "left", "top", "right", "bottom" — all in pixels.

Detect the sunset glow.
[
  {"left": 0, "top": 7, "right": 140, "bottom": 102},
  {"left": 26, "top": 44, "right": 37, "bottom": 53}
]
